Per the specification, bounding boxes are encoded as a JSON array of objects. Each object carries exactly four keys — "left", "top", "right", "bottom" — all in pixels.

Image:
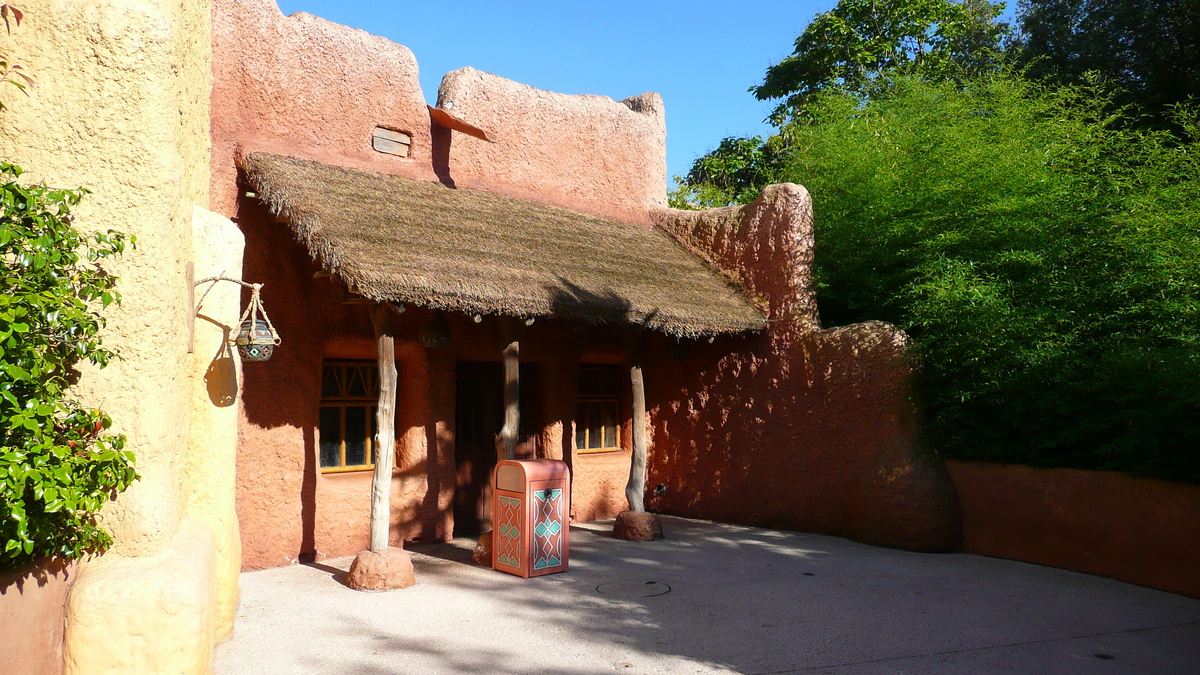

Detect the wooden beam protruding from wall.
[{"left": 369, "top": 303, "right": 398, "bottom": 552}]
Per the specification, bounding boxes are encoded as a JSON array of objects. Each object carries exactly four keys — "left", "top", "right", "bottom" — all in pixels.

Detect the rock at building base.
[
  {"left": 613, "top": 511, "right": 664, "bottom": 541},
  {"left": 346, "top": 548, "right": 415, "bottom": 591},
  {"left": 473, "top": 531, "right": 493, "bottom": 566}
]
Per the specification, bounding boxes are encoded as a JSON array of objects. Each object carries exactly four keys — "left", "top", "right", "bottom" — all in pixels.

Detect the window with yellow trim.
[
  {"left": 575, "top": 365, "right": 621, "bottom": 453},
  {"left": 319, "top": 361, "right": 378, "bottom": 472}
]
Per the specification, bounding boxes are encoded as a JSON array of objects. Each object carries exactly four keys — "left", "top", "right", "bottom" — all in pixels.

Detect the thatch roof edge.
[{"left": 239, "top": 153, "right": 767, "bottom": 338}]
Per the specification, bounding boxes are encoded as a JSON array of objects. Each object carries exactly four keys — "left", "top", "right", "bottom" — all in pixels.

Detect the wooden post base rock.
[
  {"left": 346, "top": 547, "right": 415, "bottom": 591},
  {"left": 613, "top": 511, "right": 664, "bottom": 541},
  {"left": 473, "top": 530, "right": 493, "bottom": 566}
]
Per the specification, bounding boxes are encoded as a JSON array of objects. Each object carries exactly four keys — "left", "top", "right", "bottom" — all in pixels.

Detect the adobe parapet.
[
  {"left": 436, "top": 67, "right": 667, "bottom": 224},
  {"left": 212, "top": 0, "right": 668, "bottom": 226}
]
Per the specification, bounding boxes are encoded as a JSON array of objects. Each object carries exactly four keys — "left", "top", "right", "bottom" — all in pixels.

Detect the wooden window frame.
[
  {"left": 319, "top": 360, "right": 379, "bottom": 473},
  {"left": 576, "top": 364, "right": 623, "bottom": 454}
]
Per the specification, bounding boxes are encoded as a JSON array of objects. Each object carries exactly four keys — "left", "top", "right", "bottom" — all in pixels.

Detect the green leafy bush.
[
  {"left": 0, "top": 161, "right": 137, "bottom": 568},
  {"left": 675, "top": 71, "right": 1200, "bottom": 480},
  {"left": 780, "top": 74, "right": 1200, "bottom": 479}
]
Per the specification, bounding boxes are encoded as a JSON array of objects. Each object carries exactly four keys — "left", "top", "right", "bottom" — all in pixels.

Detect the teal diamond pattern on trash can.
[{"left": 532, "top": 488, "right": 563, "bottom": 571}]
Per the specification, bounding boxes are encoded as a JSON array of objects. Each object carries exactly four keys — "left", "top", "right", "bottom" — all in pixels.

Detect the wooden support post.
[
  {"left": 499, "top": 319, "right": 520, "bottom": 462},
  {"left": 627, "top": 335, "right": 648, "bottom": 513},
  {"left": 347, "top": 307, "right": 415, "bottom": 591},
  {"left": 370, "top": 304, "right": 398, "bottom": 552},
  {"left": 613, "top": 327, "right": 663, "bottom": 541}
]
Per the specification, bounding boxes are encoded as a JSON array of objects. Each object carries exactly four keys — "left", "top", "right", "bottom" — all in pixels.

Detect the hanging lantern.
[
  {"left": 234, "top": 282, "right": 280, "bottom": 362},
  {"left": 193, "top": 275, "right": 282, "bottom": 363},
  {"left": 418, "top": 311, "right": 451, "bottom": 348},
  {"left": 236, "top": 319, "right": 277, "bottom": 361}
]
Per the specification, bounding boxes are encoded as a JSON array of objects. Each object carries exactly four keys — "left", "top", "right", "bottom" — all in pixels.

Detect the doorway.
[{"left": 453, "top": 361, "right": 541, "bottom": 535}]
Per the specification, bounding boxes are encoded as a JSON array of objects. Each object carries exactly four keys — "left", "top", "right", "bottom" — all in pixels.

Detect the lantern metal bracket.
[
  {"left": 193, "top": 273, "right": 259, "bottom": 314},
  {"left": 189, "top": 269, "right": 275, "bottom": 355}
]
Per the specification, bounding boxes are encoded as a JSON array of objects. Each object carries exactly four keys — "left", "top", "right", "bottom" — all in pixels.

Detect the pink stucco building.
[{"left": 212, "top": 0, "right": 958, "bottom": 570}]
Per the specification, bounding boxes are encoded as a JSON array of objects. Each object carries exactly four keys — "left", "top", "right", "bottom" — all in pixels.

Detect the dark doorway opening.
[{"left": 454, "top": 361, "right": 542, "bottom": 535}]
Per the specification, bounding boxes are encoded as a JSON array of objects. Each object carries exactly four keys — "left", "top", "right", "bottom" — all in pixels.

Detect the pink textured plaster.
[
  {"left": 234, "top": 202, "right": 634, "bottom": 569},
  {"left": 656, "top": 184, "right": 819, "bottom": 328},
  {"left": 435, "top": 68, "right": 668, "bottom": 224},
  {"left": 647, "top": 191, "right": 961, "bottom": 552},
  {"left": 213, "top": 0, "right": 957, "bottom": 562},
  {"left": 211, "top": 0, "right": 435, "bottom": 218},
  {"left": 212, "top": 3, "right": 669, "bottom": 226},
  {"left": 949, "top": 460, "right": 1200, "bottom": 598},
  {"left": 0, "top": 560, "right": 75, "bottom": 675}
]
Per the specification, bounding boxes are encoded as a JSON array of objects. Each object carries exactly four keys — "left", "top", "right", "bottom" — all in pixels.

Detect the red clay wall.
[
  {"left": 648, "top": 187, "right": 961, "bottom": 552},
  {"left": 235, "top": 206, "right": 632, "bottom": 569},
  {"left": 0, "top": 560, "right": 75, "bottom": 675},
  {"left": 434, "top": 68, "right": 667, "bottom": 224},
  {"left": 948, "top": 460, "right": 1200, "bottom": 598},
  {"left": 212, "top": 1, "right": 667, "bottom": 225},
  {"left": 210, "top": 0, "right": 680, "bottom": 570},
  {"left": 211, "top": 0, "right": 437, "bottom": 217},
  {"left": 641, "top": 323, "right": 960, "bottom": 551},
  {"left": 212, "top": 0, "right": 958, "bottom": 564}
]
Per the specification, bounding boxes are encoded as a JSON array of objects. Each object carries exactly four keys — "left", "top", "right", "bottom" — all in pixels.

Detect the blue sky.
[{"left": 274, "top": 0, "right": 839, "bottom": 182}]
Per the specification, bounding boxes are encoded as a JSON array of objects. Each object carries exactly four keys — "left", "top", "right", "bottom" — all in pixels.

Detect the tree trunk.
[
  {"left": 627, "top": 343, "right": 648, "bottom": 513},
  {"left": 370, "top": 304, "right": 398, "bottom": 552},
  {"left": 499, "top": 320, "right": 520, "bottom": 462}
]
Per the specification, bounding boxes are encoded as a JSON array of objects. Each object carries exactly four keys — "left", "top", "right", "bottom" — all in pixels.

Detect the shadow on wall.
[
  {"left": 643, "top": 318, "right": 961, "bottom": 553},
  {"left": 197, "top": 320, "right": 238, "bottom": 407},
  {"left": 236, "top": 196, "right": 331, "bottom": 565},
  {"left": 0, "top": 558, "right": 76, "bottom": 675},
  {"left": 642, "top": 186, "right": 961, "bottom": 553},
  {"left": 544, "top": 278, "right": 638, "bottom": 487},
  {"left": 431, "top": 121, "right": 455, "bottom": 188},
  {"left": 235, "top": 200, "right": 453, "bottom": 567},
  {"left": 0, "top": 558, "right": 74, "bottom": 595}
]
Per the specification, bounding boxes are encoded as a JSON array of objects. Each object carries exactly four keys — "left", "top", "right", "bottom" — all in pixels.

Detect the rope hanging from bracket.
[{"left": 194, "top": 275, "right": 281, "bottom": 361}]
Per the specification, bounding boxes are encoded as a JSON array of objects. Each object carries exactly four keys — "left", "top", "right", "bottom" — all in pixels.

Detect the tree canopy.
[
  {"left": 1013, "top": 0, "right": 1200, "bottom": 125},
  {"left": 673, "top": 0, "right": 1200, "bottom": 480},
  {"left": 753, "top": 0, "right": 1009, "bottom": 119}
]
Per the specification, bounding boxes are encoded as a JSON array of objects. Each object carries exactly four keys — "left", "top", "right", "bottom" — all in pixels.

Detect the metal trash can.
[{"left": 492, "top": 459, "right": 570, "bottom": 578}]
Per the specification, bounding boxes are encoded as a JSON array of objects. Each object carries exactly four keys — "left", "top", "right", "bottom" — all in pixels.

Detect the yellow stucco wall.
[
  {"left": 188, "top": 205, "right": 245, "bottom": 641},
  {"left": 0, "top": 0, "right": 241, "bottom": 672}
]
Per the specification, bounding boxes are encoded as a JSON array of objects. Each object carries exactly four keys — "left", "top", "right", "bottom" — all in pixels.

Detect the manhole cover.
[{"left": 595, "top": 580, "right": 672, "bottom": 598}]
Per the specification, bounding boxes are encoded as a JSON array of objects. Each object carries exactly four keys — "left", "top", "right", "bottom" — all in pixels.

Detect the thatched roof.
[{"left": 241, "top": 153, "right": 766, "bottom": 337}]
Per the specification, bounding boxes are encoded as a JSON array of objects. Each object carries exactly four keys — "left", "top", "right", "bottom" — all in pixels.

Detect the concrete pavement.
[{"left": 214, "top": 516, "right": 1200, "bottom": 674}]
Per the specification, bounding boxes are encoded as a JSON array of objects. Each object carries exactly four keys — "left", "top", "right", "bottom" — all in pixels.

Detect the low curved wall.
[
  {"left": 645, "top": 189, "right": 962, "bottom": 553},
  {"left": 947, "top": 460, "right": 1200, "bottom": 598},
  {"left": 0, "top": 559, "right": 75, "bottom": 675}
]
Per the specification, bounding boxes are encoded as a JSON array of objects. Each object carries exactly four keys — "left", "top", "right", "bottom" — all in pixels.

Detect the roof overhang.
[{"left": 240, "top": 153, "right": 766, "bottom": 338}]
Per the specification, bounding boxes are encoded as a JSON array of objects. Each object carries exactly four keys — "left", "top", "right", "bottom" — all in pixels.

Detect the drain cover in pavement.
[{"left": 595, "top": 580, "right": 672, "bottom": 598}]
